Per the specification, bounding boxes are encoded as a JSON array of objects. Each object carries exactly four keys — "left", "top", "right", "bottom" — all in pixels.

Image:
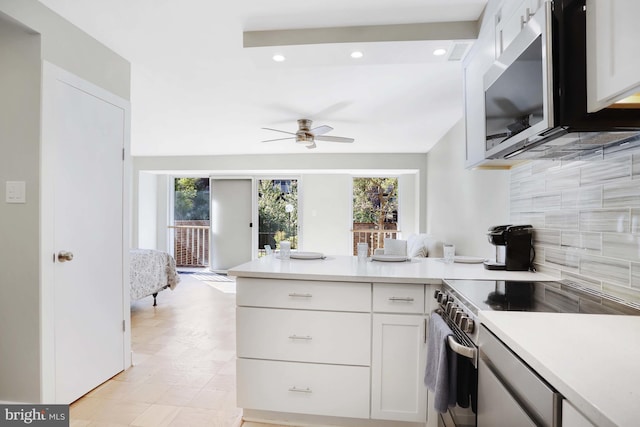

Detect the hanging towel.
[{"left": 424, "top": 312, "right": 458, "bottom": 413}]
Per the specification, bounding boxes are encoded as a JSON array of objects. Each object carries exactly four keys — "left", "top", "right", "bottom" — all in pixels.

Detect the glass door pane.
[
  {"left": 172, "top": 177, "right": 210, "bottom": 267},
  {"left": 352, "top": 177, "right": 399, "bottom": 255},
  {"left": 257, "top": 179, "right": 298, "bottom": 257}
]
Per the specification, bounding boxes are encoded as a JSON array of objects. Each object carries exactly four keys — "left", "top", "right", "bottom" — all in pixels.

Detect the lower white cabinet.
[
  {"left": 237, "top": 278, "right": 432, "bottom": 425},
  {"left": 371, "top": 313, "right": 428, "bottom": 422},
  {"left": 237, "top": 358, "right": 370, "bottom": 419},
  {"left": 236, "top": 307, "right": 370, "bottom": 366}
]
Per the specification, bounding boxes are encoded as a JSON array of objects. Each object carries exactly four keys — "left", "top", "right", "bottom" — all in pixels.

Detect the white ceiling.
[{"left": 37, "top": 0, "right": 488, "bottom": 157}]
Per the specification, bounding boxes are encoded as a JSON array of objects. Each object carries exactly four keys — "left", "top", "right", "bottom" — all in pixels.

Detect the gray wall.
[
  {"left": 427, "top": 120, "right": 511, "bottom": 259},
  {"left": 0, "top": 15, "right": 42, "bottom": 403},
  {"left": 511, "top": 150, "right": 640, "bottom": 305},
  {"left": 0, "top": 2, "right": 130, "bottom": 403}
]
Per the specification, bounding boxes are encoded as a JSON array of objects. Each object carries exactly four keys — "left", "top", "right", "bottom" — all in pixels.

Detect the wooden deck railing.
[
  {"left": 351, "top": 229, "right": 401, "bottom": 256},
  {"left": 169, "top": 225, "right": 210, "bottom": 267}
]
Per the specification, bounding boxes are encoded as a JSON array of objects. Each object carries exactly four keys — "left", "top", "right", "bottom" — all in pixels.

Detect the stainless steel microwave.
[{"left": 483, "top": 0, "right": 640, "bottom": 160}]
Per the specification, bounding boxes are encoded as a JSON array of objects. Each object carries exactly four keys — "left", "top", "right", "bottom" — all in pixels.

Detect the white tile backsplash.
[{"left": 511, "top": 151, "right": 640, "bottom": 304}]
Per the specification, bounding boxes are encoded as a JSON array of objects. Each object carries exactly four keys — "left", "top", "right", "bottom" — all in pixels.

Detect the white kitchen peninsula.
[{"left": 229, "top": 255, "right": 552, "bottom": 427}]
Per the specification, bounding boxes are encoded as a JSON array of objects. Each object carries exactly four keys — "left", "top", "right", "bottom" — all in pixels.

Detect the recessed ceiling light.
[
  {"left": 351, "top": 51, "right": 364, "bottom": 59},
  {"left": 272, "top": 54, "right": 286, "bottom": 62},
  {"left": 433, "top": 48, "right": 447, "bottom": 56}
]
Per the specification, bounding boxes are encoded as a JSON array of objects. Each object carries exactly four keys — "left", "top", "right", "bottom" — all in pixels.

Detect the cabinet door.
[
  {"left": 477, "top": 359, "right": 537, "bottom": 427},
  {"left": 586, "top": 0, "right": 640, "bottom": 112},
  {"left": 371, "top": 314, "right": 427, "bottom": 422},
  {"left": 495, "top": 0, "right": 529, "bottom": 58}
]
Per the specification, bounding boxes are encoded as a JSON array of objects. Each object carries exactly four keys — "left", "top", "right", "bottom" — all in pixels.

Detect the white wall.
[
  {"left": 137, "top": 172, "right": 158, "bottom": 249},
  {"left": 426, "top": 120, "right": 510, "bottom": 258}
]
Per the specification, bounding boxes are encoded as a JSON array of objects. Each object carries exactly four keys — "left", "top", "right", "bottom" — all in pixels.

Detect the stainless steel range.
[{"left": 434, "top": 279, "right": 640, "bottom": 427}]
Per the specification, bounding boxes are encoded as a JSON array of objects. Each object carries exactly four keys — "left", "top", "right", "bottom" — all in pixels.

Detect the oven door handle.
[{"left": 447, "top": 335, "right": 477, "bottom": 361}]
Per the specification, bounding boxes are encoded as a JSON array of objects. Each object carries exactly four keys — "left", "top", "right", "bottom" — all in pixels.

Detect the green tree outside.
[
  {"left": 353, "top": 177, "right": 398, "bottom": 229},
  {"left": 258, "top": 179, "right": 298, "bottom": 251},
  {"left": 174, "top": 178, "right": 210, "bottom": 220}
]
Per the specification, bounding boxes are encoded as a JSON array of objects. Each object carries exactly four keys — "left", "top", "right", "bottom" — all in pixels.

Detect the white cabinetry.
[
  {"left": 236, "top": 278, "right": 372, "bottom": 419},
  {"left": 563, "top": 400, "right": 596, "bottom": 427},
  {"left": 586, "top": 0, "right": 640, "bottom": 112},
  {"left": 371, "top": 284, "right": 428, "bottom": 422},
  {"left": 495, "top": 0, "right": 544, "bottom": 58}
]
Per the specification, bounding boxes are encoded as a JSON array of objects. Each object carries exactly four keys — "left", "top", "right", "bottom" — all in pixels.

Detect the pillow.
[
  {"left": 383, "top": 238, "right": 407, "bottom": 256},
  {"left": 425, "top": 238, "right": 444, "bottom": 258},
  {"left": 407, "top": 234, "right": 429, "bottom": 258}
]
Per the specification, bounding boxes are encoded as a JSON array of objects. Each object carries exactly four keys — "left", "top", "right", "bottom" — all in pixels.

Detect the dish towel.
[{"left": 424, "top": 312, "right": 458, "bottom": 413}]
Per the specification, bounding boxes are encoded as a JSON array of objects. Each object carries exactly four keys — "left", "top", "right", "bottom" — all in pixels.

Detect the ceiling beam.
[{"left": 243, "top": 22, "right": 478, "bottom": 48}]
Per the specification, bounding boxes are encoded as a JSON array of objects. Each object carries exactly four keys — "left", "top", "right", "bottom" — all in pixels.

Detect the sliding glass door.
[{"left": 257, "top": 179, "right": 298, "bottom": 257}]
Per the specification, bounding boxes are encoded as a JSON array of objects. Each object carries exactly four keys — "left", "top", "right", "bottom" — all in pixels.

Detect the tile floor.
[{"left": 69, "top": 273, "right": 273, "bottom": 427}]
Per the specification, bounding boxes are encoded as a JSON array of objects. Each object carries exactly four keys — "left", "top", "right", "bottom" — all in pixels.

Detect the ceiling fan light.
[
  {"left": 350, "top": 51, "right": 364, "bottom": 59},
  {"left": 272, "top": 54, "right": 286, "bottom": 62}
]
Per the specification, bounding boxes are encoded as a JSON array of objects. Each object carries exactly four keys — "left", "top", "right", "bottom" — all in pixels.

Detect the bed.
[{"left": 130, "top": 249, "right": 180, "bottom": 306}]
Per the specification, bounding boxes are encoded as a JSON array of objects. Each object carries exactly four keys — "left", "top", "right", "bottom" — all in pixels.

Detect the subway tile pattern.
[{"left": 510, "top": 148, "right": 640, "bottom": 304}]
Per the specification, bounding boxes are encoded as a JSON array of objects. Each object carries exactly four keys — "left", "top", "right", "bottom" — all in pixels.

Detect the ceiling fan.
[{"left": 261, "top": 119, "right": 354, "bottom": 149}]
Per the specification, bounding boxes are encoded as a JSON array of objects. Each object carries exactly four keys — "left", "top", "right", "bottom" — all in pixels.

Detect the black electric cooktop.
[{"left": 444, "top": 279, "right": 640, "bottom": 316}]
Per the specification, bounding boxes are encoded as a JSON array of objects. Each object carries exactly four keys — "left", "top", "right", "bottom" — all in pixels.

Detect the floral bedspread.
[{"left": 129, "top": 249, "right": 180, "bottom": 301}]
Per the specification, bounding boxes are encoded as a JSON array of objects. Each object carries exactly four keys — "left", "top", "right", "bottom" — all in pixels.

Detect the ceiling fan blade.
[
  {"left": 315, "top": 135, "right": 354, "bottom": 143},
  {"left": 261, "top": 137, "right": 296, "bottom": 143},
  {"left": 306, "top": 142, "right": 317, "bottom": 149},
  {"left": 262, "top": 127, "right": 297, "bottom": 136},
  {"left": 310, "top": 125, "right": 333, "bottom": 136}
]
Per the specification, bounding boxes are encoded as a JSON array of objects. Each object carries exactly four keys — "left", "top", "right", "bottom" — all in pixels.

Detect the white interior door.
[
  {"left": 41, "top": 62, "right": 129, "bottom": 403},
  {"left": 210, "top": 178, "right": 253, "bottom": 270}
]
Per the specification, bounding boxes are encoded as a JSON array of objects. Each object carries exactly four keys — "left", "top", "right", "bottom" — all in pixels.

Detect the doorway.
[
  {"left": 257, "top": 179, "right": 298, "bottom": 257},
  {"left": 171, "top": 177, "right": 210, "bottom": 268},
  {"left": 352, "top": 177, "right": 399, "bottom": 255},
  {"left": 41, "top": 62, "right": 129, "bottom": 403}
]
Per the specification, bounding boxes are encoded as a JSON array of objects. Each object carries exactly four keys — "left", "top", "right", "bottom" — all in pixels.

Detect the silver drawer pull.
[
  {"left": 288, "top": 335, "right": 313, "bottom": 340},
  {"left": 288, "top": 386, "right": 312, "bottom": 393},
  {"left": 388, "top": 297, "right": 415, "bottom": 302},
  {"left": 288, "top": 293, "right": 313, "bottom": 298}
]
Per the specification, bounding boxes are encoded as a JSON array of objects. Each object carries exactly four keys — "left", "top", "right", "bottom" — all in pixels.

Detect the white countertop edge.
[
  {"left": 228, "top": 255, "right": 556, "bottom": 284},
  {"left": 479, "top": 312, "right": 640, "bottom": 427}
]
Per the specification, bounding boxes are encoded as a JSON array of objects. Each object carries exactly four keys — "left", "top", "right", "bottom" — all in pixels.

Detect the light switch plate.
[{"left": 6, "top": 181, "right": 26, "bottom": 203}]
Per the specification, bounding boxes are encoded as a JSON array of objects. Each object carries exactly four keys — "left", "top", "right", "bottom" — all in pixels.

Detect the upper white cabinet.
[
  {"left": 495, "top": 0, "right": 542, "bottom": 58},
  {"left": 464, "top": 0, "right": 545, "bottom": 168},
  {"left": 586, "top": 0, "right": 640, "bottom": 112}
]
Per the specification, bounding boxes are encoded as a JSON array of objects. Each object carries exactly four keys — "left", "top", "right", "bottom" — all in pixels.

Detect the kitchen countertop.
[
  {"left": 480, "top": 311, "right": 640, "bottom": 427},
  {"left": 228, "top": 255, "right": 555, "bottom": 283}
]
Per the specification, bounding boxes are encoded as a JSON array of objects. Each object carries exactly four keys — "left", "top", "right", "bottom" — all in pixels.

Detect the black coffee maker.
[{"left": 484, "top": 225, "right": 534, "bottom": 271}]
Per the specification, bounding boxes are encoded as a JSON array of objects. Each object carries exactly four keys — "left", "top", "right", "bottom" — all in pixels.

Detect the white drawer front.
[
  {"left": 237, "top": 358, "right": 370, "bottom": 419},
  {"left": 237, "top": 277, "right": 371, "bottom": 312},
  {"left": 373, "top": 283, "right": 425, "bottom": 314},
  {"left": 237, "top": 307, "right": 371, "bottom": 366}
]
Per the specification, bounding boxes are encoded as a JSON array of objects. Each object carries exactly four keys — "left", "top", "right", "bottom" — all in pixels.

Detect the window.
[{"left": 352, "top": 177, "right": 399, "bottom": 255}]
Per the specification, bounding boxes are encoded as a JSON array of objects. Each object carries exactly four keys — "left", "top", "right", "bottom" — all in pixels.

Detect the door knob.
[{"left": 57, "top": 251, "right": 74, "bottom": 262}]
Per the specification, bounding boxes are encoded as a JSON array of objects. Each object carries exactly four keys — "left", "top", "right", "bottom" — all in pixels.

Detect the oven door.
[{"left": 436, "top": 315, "right": 479, "bottom": 427}]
